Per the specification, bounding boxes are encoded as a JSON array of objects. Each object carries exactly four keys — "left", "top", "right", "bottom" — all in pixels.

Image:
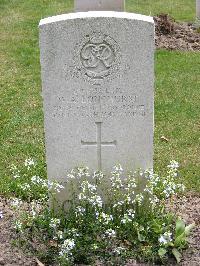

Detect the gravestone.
[
  {"left": 197, "top": 0, "right": 200, "bottom": 19},
  {"left": 75, "top": 0, "right": 125, "bottom": 12},
  {"left": 39, "top": 12, "right": 154, "bottom": 190}
]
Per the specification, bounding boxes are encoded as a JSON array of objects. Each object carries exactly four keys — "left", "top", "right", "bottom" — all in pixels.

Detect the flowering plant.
[{"left": 9, "top": 159, "right": 193, "bottom": 265}]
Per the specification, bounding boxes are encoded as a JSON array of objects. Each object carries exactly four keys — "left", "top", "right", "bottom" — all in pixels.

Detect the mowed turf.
[
  {"left": 126, "top": 0, "right": 196, "bottom": 21},
  {"left": 0, "top": 0, "right": 199, "bottom": 193}
]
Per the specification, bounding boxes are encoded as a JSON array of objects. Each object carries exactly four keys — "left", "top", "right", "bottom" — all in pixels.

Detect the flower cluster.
[
  {"left": 10, "top": 164, "right": 20, "bottom": 179},
  {"left": 110, "top": 165, "right": 124, "bottom": 189},
  {"left": 49, "top": 218, "right": 61, "bottom": 229},
  {"left": 97, "top": 212, "right": 113, "bottom": 224},
  {"left": 67, "top": 167, "right": 90, "bottom": 180},
  {"left": 10, "top": 198, "right": 23, "bottom": 209},
  {"left": 59, "top": 239, "right": 75, "bottom": 261},
  {"left": 78, "top": 180, "right": 103, "bottom": 208},
  {"left": 24, "top": 158, "right": 35, "bottom": 170},
  {"left": 11, "top": 160, "right": 190, "bottom": 265},
  {"left": 144, "top": 160, "right": 185, "bottom": 200},
  {"left": 31, "top": 176, "right": 64, "bottom": 193},
  {"left": 104, "top": 229, "right": 116, "bottom": 238},
  {"left": 158, "top": 231, "right": 173, "bottom": 245},
  {"left": 14, "top": 220, "right": 23, "bottom": 232},
  {"left": 121, "top": 209, "right": 135, "bottom": 224}
]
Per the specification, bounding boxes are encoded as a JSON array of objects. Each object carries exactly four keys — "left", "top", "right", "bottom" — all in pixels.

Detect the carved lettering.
[{"left": 53, "top": 87, "right": 146, "bottom": 120}]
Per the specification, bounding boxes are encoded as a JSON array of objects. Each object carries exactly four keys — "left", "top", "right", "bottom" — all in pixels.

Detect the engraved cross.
[{"left": 81, "top": 122, "right": 117, "bottom": 171}]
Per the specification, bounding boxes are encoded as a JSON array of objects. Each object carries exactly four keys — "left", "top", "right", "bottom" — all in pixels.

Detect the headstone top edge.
[{"left": 39, "top": 11, "right": 154, "bottom": 27}]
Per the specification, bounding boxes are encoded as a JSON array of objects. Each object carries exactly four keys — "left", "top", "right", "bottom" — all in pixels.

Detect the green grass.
[
  {"left": 154, "top": 51, "right": 200, "bottom": 191},
  {"left": 0, "top": 0, "right": 199, "bottom": 194},
  {"left": 126, "top": 0, "right": 196, "bottom": 21}
]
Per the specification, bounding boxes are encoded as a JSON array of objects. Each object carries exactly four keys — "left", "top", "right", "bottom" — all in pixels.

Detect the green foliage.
[
  {"left": 172, "top": 248, "right": 182, "bottom": 263},
  {"left": 157, "top": 218, "right": 195, "bottom": 263},
  {"left": 10, "top": 161, "right": 193, "bottom": 265},
  {"left": 174, "top": 218, "right": 195, "bottom": 249}
]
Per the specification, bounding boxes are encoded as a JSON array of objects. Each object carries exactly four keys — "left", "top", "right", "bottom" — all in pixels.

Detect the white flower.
[
  {"left": 177, "top": 183, "right": 185, "bottom": 192},
  {"left": 149, "top": 196, "right": 159, "bottom": 206},
  {"left": 104, "top": 229, "right": 116, "bottom": 238},
  {"left": 67, "top": 170, "right": 76, "bottom": 179},
  {"left": 158, "top": 235, "right": 168, "bottom": 244},
  {"left": 49, "top": 181, "right": 65, "bottom": 193},
  {"left": 24, "top": 158, "right": 35, "bottom": 169},
  {"left": 10, "top": 164, "right": 17, "bottom": 171},
  {"left": 49, "top": 218, "right": 60, "bottom": 229},
  {"left": 93, "top": 171, "right": 104, "bottom": 180},
  {"left": 19, "top": 183, "right": 31, "bottom": 191},
  {"left": 87, "top": 183, "right": 97, "bottom": 192},
  {"left": 0, "top": 211, "right": 3, "bottom": 219},
  {"left": 31, "top": 176, "right": 46, "bottom": 187},
  {"left": 31, "top": 209, "right": 36, "bottom": 218},
  {"left": 68, "top": 228, "right": 79, "bottom": 238},
  {"left": 78, "top": 193, "right": 86, "bottom": 200},
  {"left": 57, "top": 230, "right": 64, "bottom": 240},
  {"left": 168, "top": 160, "right": 179, "bottom": 169},
  {"left": 127, "top": 181, "right": 137, "bottom": 189},
  {"left": 145, "top": 168, "right": 154, "bottom": 179},
  {"left": 14, "top": 220, "right": 23, "bottom": 232},
  {"left": 92, "top": 243, "right": 98, "bottom": 250},
  {"left": 110, "top": 174, "right": 123, "bottom": 189},
  {"left": 127, "top": 209, "right": 135, "bottom": 218},
  {"left": 59, "top": 239, "right": 75, "bottom": 258},
  {"left": 75, "top": 206, "right": 86, "bottom": 217},
  {"left": 114, "top": 246, "right": 126, "bottom": 255},
  {"left": 10, "top": 198, "right": 22, "bottom": 209},
  {"left": 135, "top": 193, "right": 144, "bottom": 205},
  {"left": 77, "top": 167, "right": 90, "bottom": 178},
  {"left": 113, "top": 200, "right": 124, "bottom": 208},
  {"left": 29, "top": 200, "right": 42, "bottom": 218},
  {"left": 89, "top": 195, "right": 103, "bottom": 208},
  {"left": 98, "top": 212, "right": 113, "bottom": 224},
  {"left": 159, "top": 232, "right": 172, "bottom": 245},
  {"left": 80, "top": 181, "right": 97, "bottom": 194},
  {"left": 121, "top": 209, "right": 135, "bottom": 224},
  {"left": 13, "top": 173, "right": 20, "bottom": 179},
  {"left": 113, "top": 164, "right": 123, "bottom": 172},
  {"left": 67, "top": 174, "right": 75, "bottom": 179},
  {"left": 139, "top": 170, "right": 144, "bottom": 176}
]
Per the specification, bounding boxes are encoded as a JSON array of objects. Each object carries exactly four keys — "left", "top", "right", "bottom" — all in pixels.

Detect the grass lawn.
[
  {"left": 126, "top": 0, "right": 196, "bottom": 21},
  {"left": 0, "top": 0, "right": 199, "bottom": 193}
]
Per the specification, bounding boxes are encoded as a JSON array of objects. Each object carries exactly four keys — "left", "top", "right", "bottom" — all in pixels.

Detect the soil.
[
  {"left": 154, "top": 14, "right": 200, "bottom": 51},
  {"left": 0, "top": 197, "right": 36, "bottom": 266},
  {"left": 0, "top": 194, "right": 200, "bottom": 266}
]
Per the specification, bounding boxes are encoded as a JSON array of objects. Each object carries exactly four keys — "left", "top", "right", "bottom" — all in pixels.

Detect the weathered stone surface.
[
  {"left": 75, "top": 0, "right": 125, "bottom": 12},
  {"left": 197, "top": 0, "right": 200, "bottom": 19},
  {"left": 39, "top": 12, "right": 154, "bottom": 184}
]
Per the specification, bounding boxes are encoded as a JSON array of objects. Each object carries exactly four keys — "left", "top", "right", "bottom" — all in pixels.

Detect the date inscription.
[{"left": 52, "top": 87, "right": 146, "bottom": 120}]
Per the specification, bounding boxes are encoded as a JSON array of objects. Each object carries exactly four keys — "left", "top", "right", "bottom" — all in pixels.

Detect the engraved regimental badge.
[{"left": 76, "top": 32, "right": 120, "bottom": 82}]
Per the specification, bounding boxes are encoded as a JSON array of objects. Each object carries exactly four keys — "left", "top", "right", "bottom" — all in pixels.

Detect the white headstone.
[
  {"left": 39, "top": 12, "right": 154, "bottom": 187},
  {"left": 197, "top": 0, "right": 200, "bottom": 19},
  {"left": 75, "top": 0, "right": 125, "bottom": 12}
]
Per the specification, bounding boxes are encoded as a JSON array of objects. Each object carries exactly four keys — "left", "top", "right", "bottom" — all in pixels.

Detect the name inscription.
[{"left": 52, "top": 87, "right": 146, "bottom": 120}]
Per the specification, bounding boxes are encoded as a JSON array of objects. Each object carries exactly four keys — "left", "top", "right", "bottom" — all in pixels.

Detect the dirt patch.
[
  {"left": 154, "top": 14, "right": 200, "bottom": 51},
  {"left": 169, "top": 194, "right": 200, "bottom": 266},
  {"left": 0, "top": 194, "right": 200, "bottom": 266},
  {"left": 0, "top": 197, "right": 36, "bottom": 266}
]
